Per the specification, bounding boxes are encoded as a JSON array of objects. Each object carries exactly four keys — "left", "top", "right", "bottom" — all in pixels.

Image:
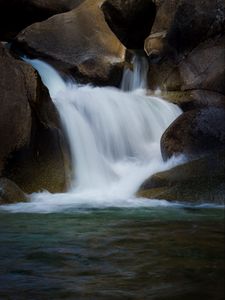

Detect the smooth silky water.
[{"left": 0, "top": 56, "right": 224, "bottom": 299}]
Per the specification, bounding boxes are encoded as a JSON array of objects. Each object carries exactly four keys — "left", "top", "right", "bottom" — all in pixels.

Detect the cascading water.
[
  {"left": 3, "top": 56, "right": 183, "bottom": 212},
  {"left": 121, "top": 55, "right": 149, "bottom": 91}
]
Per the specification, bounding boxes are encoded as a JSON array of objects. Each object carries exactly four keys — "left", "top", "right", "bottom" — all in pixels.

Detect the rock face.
[
  {"left": 0, "top": 43, "right": 70, "bottom": 199},
  {"left": 161, "top": 107, "right": 225, "bottom": 160},
  {"left": 101, "top": 0, "right": 156, "bottom": 49},
  {"left": 13, "top": 0, "right": 126, "bottom": 86},
  {"left": 138, "top": 151, "right": 225, "bottom": 203},
  {"left": 140, "top": 0, "right": 225, "bottom": 204},
  {"left": 0, "top": 45, "right": 32, "bottom": 174},
  {"left": 0, "top": 178, "right": 27, "bottom": 204},
  {"left": 0, "top": 0, "right": 84, "bottom": 40},
  {"left": 144, "top": 0, "right": 225, "bottom": 102}
]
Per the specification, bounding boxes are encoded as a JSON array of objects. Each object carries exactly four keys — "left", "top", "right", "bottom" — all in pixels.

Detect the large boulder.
[
  {"left": 144, "top": 0, "right": 225, "bottom": 103},
  {"left": 145, "top": 0, "right": 225, "bottom": 58},
  {"left": 13, "top": 0, "right": 126, "bottom": 86},
  {"left": 0, "top": 0, "right": 84, "bottom": 40},
  {"left": 101, "top": 0, "right": 156, "bottom": 49},
  {"left": 138, "top": 151, "right": 225, "bottom": 203},
  {"left": 161, "top": 107, "right": 225, "bottom": 160},
  {"left": 0, "top": 43, "right": 70, "bottom": 196},
  {"left": 0, "top": 44, "right": 32, "bottom": 174}
]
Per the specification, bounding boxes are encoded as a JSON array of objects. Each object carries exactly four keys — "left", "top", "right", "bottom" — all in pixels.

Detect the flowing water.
[{"left": 0, "top": 55, "right": 224, "bottom": 299}]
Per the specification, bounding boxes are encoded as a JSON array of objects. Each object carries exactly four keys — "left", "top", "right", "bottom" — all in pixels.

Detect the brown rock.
[
  {"left": 101, "top": 0, "right": 156, "bottom": 49},
  {"left": 161, "top": 107, "right": 225, "bottom": 160},
  {"left": 13, "top": 0, "right": 126, "bottom": 86},
  {"left": 179, "top": 35, "right": 225, "bottom": 94},
  {"left": 0, "top": 43, "right": 70, "bottom": 193},
  {"left": 0, "top": 0, "right": 84, "bottom": 40},
  {"left": 145, "top": 0, "right": 225, "bottom": 97},
  {"left": 160, "top": 90, "right": 225, "bottom": 111},
  {"left": 0, "top": 44, "right": 32, "bottom": 174},
  {"left": 138, "top": 151, "right": 225, "bottom": 203},
  {"left": 0, "top": 178, "right": 27, "bottom": 204}
]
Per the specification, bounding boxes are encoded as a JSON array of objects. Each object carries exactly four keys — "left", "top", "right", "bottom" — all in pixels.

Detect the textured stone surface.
[
  {"left": 0, "top": 43, "right": 70, "bottom": 194},
  {"left": 13, "top": 0, "right": 126, "bottom": 86},
  {"left": 145, "top": 0, "right": 225, "bottom": 96},
  {"left": 161, "top": 107, "right": 225, "bottom": 160},
  {"left": 138, "top": 151, "right": 225, "bottom": 203}
]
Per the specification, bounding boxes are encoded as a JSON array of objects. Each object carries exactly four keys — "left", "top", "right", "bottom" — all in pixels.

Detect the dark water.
[{"left": 0, "top": 207, "right": 224, "bottom": 300}]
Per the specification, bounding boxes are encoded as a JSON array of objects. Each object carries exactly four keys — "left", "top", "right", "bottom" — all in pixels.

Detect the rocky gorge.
[{"left": 0, "top": 0, "right": 225, "bottom": 204}]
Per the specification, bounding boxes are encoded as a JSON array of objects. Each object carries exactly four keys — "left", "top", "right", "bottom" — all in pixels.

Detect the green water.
[{"left": 0, "top": 207, "right": 224, "bottom": 300}]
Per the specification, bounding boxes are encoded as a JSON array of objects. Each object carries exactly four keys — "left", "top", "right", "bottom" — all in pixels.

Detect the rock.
[
  {"left": 101, "top": 0, "right": 156, "bottom": 49},
  {"left": 0, "top": 0, "right": 84, "bottom": 40},
  {"left": 13, "top": 0, "right": 126, "bottom": 86},
  {"left": 160, "top": 90, "right": 225, "bottom": 112},
  {"left": 0, "top": 178, "right": 27, "bottom": 204},
  {"left": 145, "top": 0, "right": 225, "bottom": 57},
  {"left": 146, "top": 34, "right": 225, "bottom": 94},
  {"left": 0, "top": 44, "right": 32, "bottom": 174},
  {"left": 179, "top": 35, "right": 225, "bottom": 94},
  {"left": 161, "top": 107, "right": 225, "bottom": 160},
  {"left": 144, "top": 0, "right": 225, "bottom": 97},
  {"left": 3, "top": 125, "right": 71, "bottom": 194},
  {"left": 144, "top": 0, "right": 179, "bottom": 57},
  {"left": 138, "top": 151, "right": 225, "bottom": 203},
  {"left": 0, "top": 43, "right": 70, "bottom": 193}
]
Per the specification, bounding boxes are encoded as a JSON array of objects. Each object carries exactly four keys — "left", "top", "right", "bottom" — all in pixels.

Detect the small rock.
[{"left": 0, "top": 178, "right": 27, "bottom": 204}]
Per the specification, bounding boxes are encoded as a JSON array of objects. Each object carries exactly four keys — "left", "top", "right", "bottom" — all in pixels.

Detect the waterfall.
[
  {"left": 6, "top": 56, "right": 182, "bottom": 212},
  {"left": 121, "top": 55, "right": 149, "bottom": 91}
]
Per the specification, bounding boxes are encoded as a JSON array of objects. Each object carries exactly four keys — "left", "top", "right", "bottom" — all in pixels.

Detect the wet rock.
[
  {"left": 0, "top": 0, "right": 84, "bottom": 40},
  {"left": 0, "top": 178, "right": 27, "bottom": 204},
  {"left": 138, "top": 151, "right": 225, "bottom": 203},
  {"left": 13, "top": 0, "right": 126, "bottom": 86},
  {"left": 101, "top": 0, "right": 156, "bottom": 49},
  {"left": 0, "top": 43, "right": 70, "bottom": 193},
  {"left": 161, "top": 107, "right": 225, "bottom": 160}
]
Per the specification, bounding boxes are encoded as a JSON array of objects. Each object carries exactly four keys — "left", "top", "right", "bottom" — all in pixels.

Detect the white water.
[{"left": 2, "top": 56, "right": 185, "bottom": 213}]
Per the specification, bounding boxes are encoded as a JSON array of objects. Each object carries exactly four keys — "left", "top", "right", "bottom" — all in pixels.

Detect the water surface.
[{"left": 0, "top": 206, "right": 224, "bottom": 300}]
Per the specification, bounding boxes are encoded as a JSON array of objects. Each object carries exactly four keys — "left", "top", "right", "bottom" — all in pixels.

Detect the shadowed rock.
[
  {"left": 0, "top": 178, "right": 27, "bottom": 204},
  {"left": 144, "top": 0, "right": 225, "bottom": 100},
  {"left": 0, "top": 43, "right": 70, "bottom": 197},
  {"left": 102, "top": 0, "right": 156, "bottom": 49},
  {"left": 138, "top": 151, "right": 225, "bottom": 203},
  {"left": 12, "top": 0, "right": 126, "bottom": 86},
  {"left": 161, "top": 107, "right": 225, "bottom": 160},
  {"left": 0, "top": 0, "right": 84, "bottom": 40}
]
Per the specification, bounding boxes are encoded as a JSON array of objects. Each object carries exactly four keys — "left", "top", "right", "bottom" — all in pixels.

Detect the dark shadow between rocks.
[{"left": 101, "top": 0, "right": 156, "bottom": 49}]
